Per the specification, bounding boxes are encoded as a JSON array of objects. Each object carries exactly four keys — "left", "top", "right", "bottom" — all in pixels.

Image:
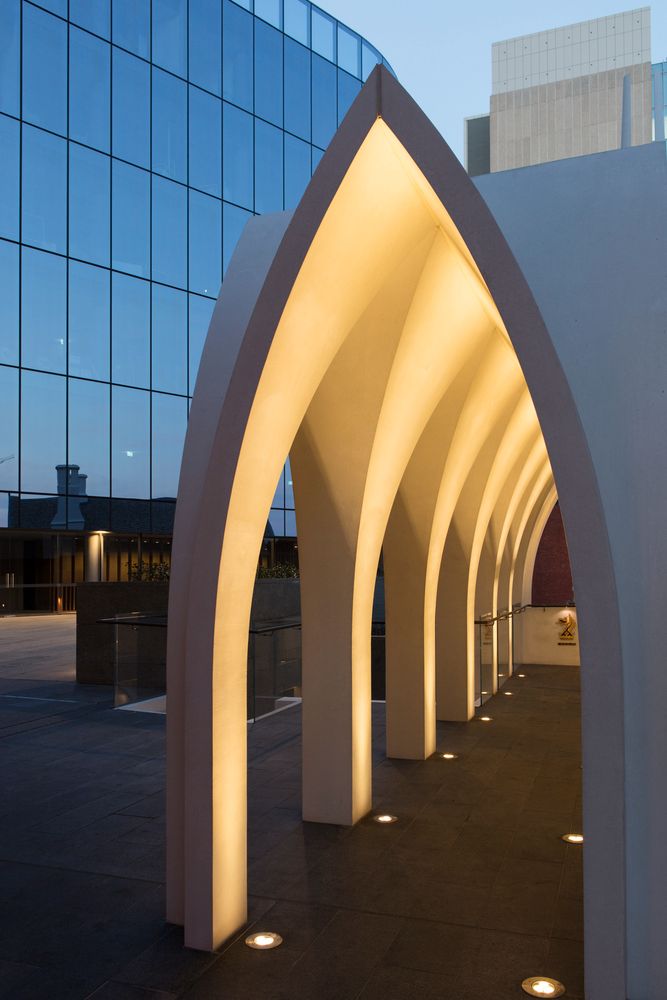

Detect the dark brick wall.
[{"left": 532, "top": 502, "right": 574, "bottom": 606}]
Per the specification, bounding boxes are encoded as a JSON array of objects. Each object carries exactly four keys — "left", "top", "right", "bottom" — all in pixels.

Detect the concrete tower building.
[{"left": 466, "top": 7, "right": 656, "bottom": 174}]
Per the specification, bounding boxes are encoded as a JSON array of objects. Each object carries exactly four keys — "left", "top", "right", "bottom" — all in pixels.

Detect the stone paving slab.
[{"left": 0, "top": 616, "right": 583, "bottom": 999}]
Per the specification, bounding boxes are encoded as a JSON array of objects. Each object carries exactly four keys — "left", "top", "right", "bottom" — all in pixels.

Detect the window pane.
[
  {"left": 362, "top": 42, "right": 380, "bottom": 81},
  {"left": 189, "top": 191, "right": 221, "bottom": 297},
  {"left": 152, "top": 284, "right": 187, "bottom": 394},
  {"left": 338, "top": 70, "right": 361, "bottom": 124},
  {"left": 0, "top": 115, "right": 19, "bottom": 241},
  {"left": 311, "top": 145, "right": 323, "bottom": 173},
  {"left": 68, "top": 261, "right": 110, "bottom": 381},
  {"left": 223, "top": 103, "right": 253, "bottom": 209},
  {"left": 21, "top": 248, "right": 66, "bottom": 374},
  {"left": 284, "top": 134, "right": 310, "bottom": 209},
  {"left": 285, "top": 509, "right": 297, "bottom": 535},
  {"left": 284, "top": 0, "right": 308, "bottom": 45},
  {"left": 69, "top": 28, "right": 110, "bottom": 152},
  {"left": 152, "top": 393, "right": 187, "bottom": 498},
  {"left": 188, "top": 294, "right": 215, "bottom": 392},
  {"left": 0, "top": 240, "right": 19, "bottom": 365},
  {"left": 0, "top": 0, "right": 20, "bottom": 117},
  {"left": 152, "top": 68, "right": 187, "bottom": 182},
  {"left": 112, "top": 272, "right": 150, "bottom": 388},
  {"left": 312, "top": 54, "right": 336, "bottom": 149},
  {"left": 311, "top": 8, "right": 334, "bottom": 61},
  {"left": 189, "top": 0, "right": 221, "bottom": 94},
  {"left": 284, "top": 39, "right": 310, "bottom": 141},
  {"left": 268, "top": 508, "right": 284, "bottom": 536},
  {"left": 112, "top": 386, "right": 150, "bottom": 498},
  {"left": 223, "top": 201, "right": 251, "bottom": 273},
  {"left": 0, "top": 365, "right": 18, "bottom": 490},
  {"left": 68, "top": 378, "right": 110, "bottom": 495},
  {"left": 189, "top": 87, "right": 221, "bottom": 196},
  {"left": 255, "top": 0, "right": 280, "bottom": 27},
  {"left": 113, "top": 49, "right": 150, "bottom": 168},
  {"left": 21, "top": 370, "right": 66, "bottom": 493},
  {"left": 113, "top": 0, "right": 150, "bottom": 58},
  {"left": 152, "top": 176, "right": 187, "bottom": 287},
  {"left": 285, "top": 455, "right": 294, "bottom": 506},
  {"left": 153, "top": 0, "right": 187, "bottom": 77},
  {"left": 222, "top": 0, "right": 252, "bottom": 111},
  {"left": 112, "top": 161, "right": 150, "bottom": 278},
  {"left": 23, "top": 5, "right": 67, "bottom": 134},
  {"left": 69, "top": 145, "right": 110, "bottom": 267},
  {"left": 255, "top": 21, "right": 283, "bottom": 127},
  {"left": 31, "top": 0, "right": 66, "bottom": 14},
  {"left": 71, "top": 0, "right": 110, "bottom": 38},
  {"left": 22, "top": 126, "right": 66, "bottom": 254},
  {"left": 254, "top": 120, "right": 283, "bottom": 214},
  {"left": 337, "top": 25, "right": 359, "bottom": 77}
]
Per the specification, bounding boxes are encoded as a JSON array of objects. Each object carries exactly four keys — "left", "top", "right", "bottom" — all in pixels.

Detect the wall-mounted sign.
[{"left": 557, "top": 611, "right": 577, "bottom": 646}]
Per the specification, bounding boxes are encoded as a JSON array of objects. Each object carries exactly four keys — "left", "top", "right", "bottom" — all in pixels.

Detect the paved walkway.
[{"left": 0, "top": 617, "right": 583, "bottom": 999}]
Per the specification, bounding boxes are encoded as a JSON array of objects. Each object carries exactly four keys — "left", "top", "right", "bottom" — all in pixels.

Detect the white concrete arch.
[
  {"left": 475, "top": 445, "right": 552, "bottom": 680},
  {"left": 165, "top": 66, "right": 667, "bottom": 999}
]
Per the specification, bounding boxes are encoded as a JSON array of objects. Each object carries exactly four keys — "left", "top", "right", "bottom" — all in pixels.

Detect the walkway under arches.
[{"left": 166, "top": 65, "right": 667, "bottom": 1000}]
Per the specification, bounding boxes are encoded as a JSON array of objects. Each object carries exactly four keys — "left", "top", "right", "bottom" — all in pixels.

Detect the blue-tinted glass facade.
[{"left": 0, "top": 0, "right": 392, "bottom": 536}]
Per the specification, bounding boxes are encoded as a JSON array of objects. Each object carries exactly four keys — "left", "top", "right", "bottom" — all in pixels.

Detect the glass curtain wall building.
[{"left": 0, "top": 0, "right": 392, "bottom": 610}]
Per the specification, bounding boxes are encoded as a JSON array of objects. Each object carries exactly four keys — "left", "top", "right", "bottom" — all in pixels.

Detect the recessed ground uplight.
[
  {"left": 245, "top": 931, "right": 283, "bottom": 950},
  {"left": 481, "top": 689, "right": 489, "bottom": 695},
  {"left": 503, "top": 691, "right": 514, "bottom": 696},
  {"left": 478, "top": 715, "right": 493, "bottom": 722},
  {"left": 498, "top": 672, "right": 505, "bottom": 677},
  {"left": 373, "top": 813, "right": 398, "bottom": 824},
  {"left": 521, "top": 976, "right": 565, "bottom": 997},
  {"left": 517, "top": 673, "right": 527, "bottom": 678},
  {"left": 440, "top": 752, "right": 458, "bottom": 760},
  {"left": 561, "top": 833, "right": 584, "bottom": 845}
]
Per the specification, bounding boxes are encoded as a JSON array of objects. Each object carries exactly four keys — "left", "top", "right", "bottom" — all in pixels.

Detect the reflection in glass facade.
[
  {"left": 0, "top": 0, "right": 392, "bottom": 573},
  {"left": 652, "top": 62, "right": 667, "bottom": 142}
]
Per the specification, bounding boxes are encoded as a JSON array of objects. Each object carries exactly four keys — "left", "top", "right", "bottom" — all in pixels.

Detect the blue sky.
[{"left": 324, "top": 1, "right": 667, "bottom": 163}]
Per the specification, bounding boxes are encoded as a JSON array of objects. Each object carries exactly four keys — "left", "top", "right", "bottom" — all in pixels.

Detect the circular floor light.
[
  {"left": 561, "top": 833, "right": 584, "bottom": 845},
  {"left": 373, "top": 813, "right": 397, "bottom": 824},
  {"left": 479, "top": 715, "right": 493, "bottom": 722},
  {"left": 245, "top": 931, "right": 283, "bottom": 950},
  {"left": 521, "top": 976, "right": 565, "bottom": 997},
  {"left": 503, "top": 691, "right": 514, "bottom": 696},
  {"left": 517, "top": 673, "right": 527, "bottom": 678},
  {"left": 481, "top": 690, "right": 489, "bottom": 695},
  {"left": 440, "top": 752, "right": 458, "bottom": 760},
  {"left": 498, "top": 672, "right": 505, "bottom": 678}
]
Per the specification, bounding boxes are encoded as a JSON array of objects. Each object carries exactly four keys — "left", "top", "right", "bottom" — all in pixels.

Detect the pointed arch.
[{"left": 162, "top": 66, "right": 646, "bottom": 1000}]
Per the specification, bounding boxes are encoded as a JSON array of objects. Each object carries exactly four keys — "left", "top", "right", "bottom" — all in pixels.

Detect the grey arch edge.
[{"left": 166, "top": 65, "right": 626, "bottom": 998}]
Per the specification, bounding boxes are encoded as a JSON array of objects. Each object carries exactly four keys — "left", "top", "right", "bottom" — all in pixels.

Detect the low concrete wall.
[{"left": 76, "top": 578, "right": 301, "bottom": 685}]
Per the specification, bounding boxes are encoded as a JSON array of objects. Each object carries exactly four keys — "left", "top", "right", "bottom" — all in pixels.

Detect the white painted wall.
[{"left": 515, "top": 606, "right": 579, "bottom": 666}]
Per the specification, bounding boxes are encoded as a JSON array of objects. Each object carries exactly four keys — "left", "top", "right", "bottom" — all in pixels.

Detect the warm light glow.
[
  {"left": 481, "top": 690, "right": 489, "bottom": 694},
  {"left": 521, "top": 977, "right": 565, "bottom": 997},
  {"left": 479, "top": 716, "right": 493, "bottom": 722},
  {"left": 561, "top": 833, "right": 584, "bottom": 844},
  {"left": 498, "top": 672, "right": 505, "bottom": 677},
  {"left": 517, "top": 673, "right": 526, "bottom": 678},
  {"left": 245, "top": 932, "right": 283, "bottom": 950},
  {"left": 374, "top": 813, "right": 398, "bottom": 824},
  {"left": 440, "top": 752, "right": 458, "bottom": 760}
]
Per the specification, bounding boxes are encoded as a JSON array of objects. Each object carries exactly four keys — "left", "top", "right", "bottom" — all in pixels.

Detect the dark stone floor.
[{"left": 0, "top": 618, "right": 583, "bottom": 999}]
